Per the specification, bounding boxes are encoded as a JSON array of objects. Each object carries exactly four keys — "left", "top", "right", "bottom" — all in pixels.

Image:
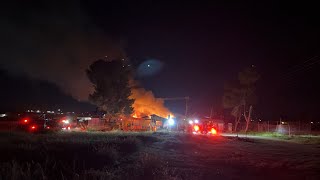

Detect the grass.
[
  {"left": 1, "top": 131, "right": 319, "bottom": 179},
  {"left": 236, "top": 131, "right": 320, "bottom": 144},
  {"left": 0, "top": 131, "right": 163, "bottom": 180}
]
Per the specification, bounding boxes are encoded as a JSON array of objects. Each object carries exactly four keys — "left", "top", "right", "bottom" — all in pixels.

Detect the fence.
[{"left": 234, "top": 121, "right": 320, "bottom": 135}]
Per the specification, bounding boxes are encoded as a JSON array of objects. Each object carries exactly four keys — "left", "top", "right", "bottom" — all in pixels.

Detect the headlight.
[{"left": 62, "top": 119, "right": 70, "bottom": 124}]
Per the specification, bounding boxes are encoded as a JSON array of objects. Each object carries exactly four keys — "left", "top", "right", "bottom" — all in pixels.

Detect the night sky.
[{"left": 1, "top": 1, "right": 319, "bottom": 120}]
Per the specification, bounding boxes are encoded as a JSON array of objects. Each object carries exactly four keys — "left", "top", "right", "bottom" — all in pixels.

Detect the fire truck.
[
  {"left": 18, "top": 112, "right": 75, "bottom": 132},
  {"left": 188, "top": 119, "right": 218, "bottom": 135}
]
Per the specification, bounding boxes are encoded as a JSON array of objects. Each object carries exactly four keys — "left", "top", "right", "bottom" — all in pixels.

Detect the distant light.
[
  {"left": 0, "top": 114, "right": 6, "bottom": 117},
  {"left": 62, "top": 120, "right": 70, "bottom": 124},
  {"left": 281, "top": 122, "right": 285, "bottom": 125},
  {"left": 168, "top": 118, "right": 174, "bottom": 126},
  {"left": 36, "top": 110, "right": 40, "bottom": 113},
  {"left": 31, "top": 126, "right": 36, "bottom": 130},
  {"left": 194, "top": 120, "right": 199, "bottom": 124},
  {"left": 311, "top": 122, "right": 314, "bottom": 124},
  {"left": 24, "top": 119, "right": 28, "bottom": 123},
  {"left": 147, "top": 64, "right": 150, "bottom": 67},
  {"left": 189, "top": 120, "right": 193, "bottom": 124}
]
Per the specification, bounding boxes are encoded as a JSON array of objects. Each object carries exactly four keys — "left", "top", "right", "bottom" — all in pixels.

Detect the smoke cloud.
[
  {"left": 0, "top": 1, "right": 125, "bottom": 101},
  {"left": 0, "top": 1, "right": 172, "bottom": 117}
]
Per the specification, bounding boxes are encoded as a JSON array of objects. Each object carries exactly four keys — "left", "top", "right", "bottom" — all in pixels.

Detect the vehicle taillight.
[
  {"left": 211, "top": 128, "right": 217, "bottom": 135},
  {"left": 194, "top": 125, "right": 199, "bottom": 132},
  {"left": 23, "top": 119, "right": 28, "bottom": 123},
  {"left": 46, "top": 126, "right": 50, "bottom": 129},
  {"left": 31, "top": 125, "right": 36, "bottom": 130}
]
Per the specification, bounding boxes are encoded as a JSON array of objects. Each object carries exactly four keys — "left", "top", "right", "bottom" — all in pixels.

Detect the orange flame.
[{"left": 130, "top": 88, "right": 172, "bottom": 118}]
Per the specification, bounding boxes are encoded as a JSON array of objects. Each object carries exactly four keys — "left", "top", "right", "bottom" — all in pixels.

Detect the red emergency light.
[
  {"left": 211, "top": 128, "right": 217, "bottom": 135},
  {"left": 194, "top": 125, "right": 199, "bottom": 132}
]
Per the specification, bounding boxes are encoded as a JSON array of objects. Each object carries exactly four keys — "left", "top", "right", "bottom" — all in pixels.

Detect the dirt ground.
[
  {"left": 0, "top": 131, "right": 319, "bottom": 179},
  {"left": 145, "top": 133, "right": 320, "bottom": 179}
]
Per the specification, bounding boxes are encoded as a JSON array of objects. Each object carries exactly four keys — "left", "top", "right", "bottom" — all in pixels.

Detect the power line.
[
  {"left": 282, "top": 56, "right": 318, "bottom": 77},
  {"left": 279, "top": 56, "right": 320, "bottom": 83}
]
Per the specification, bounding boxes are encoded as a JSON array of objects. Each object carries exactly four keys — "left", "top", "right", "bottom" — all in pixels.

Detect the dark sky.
[{"left": 1, "top": 1, "right": 319, "bottom": 120}]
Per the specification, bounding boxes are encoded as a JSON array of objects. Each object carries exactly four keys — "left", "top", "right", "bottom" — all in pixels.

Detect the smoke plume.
[
  {"left": 0, "top": 1, "right": 125, "bottom": 101},
  {"left": 1, "top": 1, "right": 172, "bottom": 117}
]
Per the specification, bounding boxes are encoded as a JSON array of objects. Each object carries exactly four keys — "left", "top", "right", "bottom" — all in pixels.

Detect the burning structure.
[{"left": 130, "top": 87, "right": 172, "bottom": 119}]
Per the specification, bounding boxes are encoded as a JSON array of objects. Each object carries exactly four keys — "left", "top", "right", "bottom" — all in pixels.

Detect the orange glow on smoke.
[{"left": 130, "top": 88, "right": 172, "bottom": 118}]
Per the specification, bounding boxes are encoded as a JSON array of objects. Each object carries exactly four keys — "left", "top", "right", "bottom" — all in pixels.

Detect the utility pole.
[
  {"left": 209, "top": 105, "right": 213, "bottom": 119},
  {"left": 162, "top": 97, "right": 190, "bottom": 119}
]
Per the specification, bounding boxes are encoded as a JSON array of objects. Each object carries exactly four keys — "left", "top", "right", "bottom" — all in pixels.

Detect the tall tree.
[
  {"left": 238, "top": 66, "right": 259, "bottom": 132},
  {"left": 223, "top": 66, "right": 259, "bottom": 132},
  {"left": 223, "top": 82, "right": 242, "bottom": 132},
  {"left": 86, "top": 59, "right": 134, "bottom": 119}
]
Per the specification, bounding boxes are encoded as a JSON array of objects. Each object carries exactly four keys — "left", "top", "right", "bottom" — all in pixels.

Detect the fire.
[{"left": 130, "top": 88, "right": 172, "bottom": 118}]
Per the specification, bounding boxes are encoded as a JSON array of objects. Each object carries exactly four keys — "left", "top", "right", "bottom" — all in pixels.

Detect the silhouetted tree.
[
  {"left": 223, "top": 66, "right": 259, "bottom": 132},
  {"left": 223, "top": 82, "right": 242, "bottom": 132},
  {"left": 86, "top": 59, "right": 134, "bottom": 119}
]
